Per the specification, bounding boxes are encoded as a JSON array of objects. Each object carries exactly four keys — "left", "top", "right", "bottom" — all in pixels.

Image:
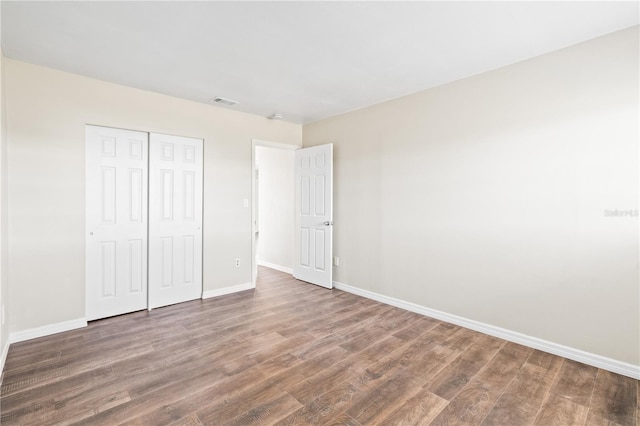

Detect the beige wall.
[
  {"left": 4, "top": 59, "right": 301, "bottom": 333},
  {"left": 304, "top": 26, "right": 639, "bottom": 365},
  {"left": 256, "top": 146, "right": 295, "bottom": 269},
  {"left": 0, "top": 48, "right": 9, "bottom": 368}
]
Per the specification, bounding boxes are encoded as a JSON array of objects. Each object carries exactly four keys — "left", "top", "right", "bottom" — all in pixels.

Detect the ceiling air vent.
[{"left": 210, "top": 97, "right": 238, "bottom": 106}]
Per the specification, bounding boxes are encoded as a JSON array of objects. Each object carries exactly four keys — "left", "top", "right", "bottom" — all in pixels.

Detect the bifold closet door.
[
  {"left": 86, "top": 125, "right": 149, "bottom": 321},
  {"left": 148, "top": 133, "right": 203, "bottom": 309}
]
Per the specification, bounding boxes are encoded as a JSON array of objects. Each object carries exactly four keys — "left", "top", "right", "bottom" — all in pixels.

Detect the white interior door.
[
  {"left": 148, "top": 133, "right": 203, "bottom": 309},
  {"left": 86, "top": 125, "right": 148, "bottom": 320},
  {"left": 293, "top": 144, "right": 333, "bottom": 288}
]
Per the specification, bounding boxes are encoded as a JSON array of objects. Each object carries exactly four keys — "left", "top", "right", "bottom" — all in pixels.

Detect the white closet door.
[
  {"left": 148, "top": 133, "right": 203, "bottom": 309},
  {"left": 86, "top": 125, "right": 149, "bottom": 320}
]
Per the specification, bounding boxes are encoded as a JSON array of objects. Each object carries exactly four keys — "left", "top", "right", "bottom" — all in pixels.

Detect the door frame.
[{"left": 251, "top": 139, "right": 300, "bottom": 287}]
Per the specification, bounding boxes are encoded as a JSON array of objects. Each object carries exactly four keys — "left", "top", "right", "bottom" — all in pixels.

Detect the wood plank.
[
  {"left": 527, "top": 349, "right": 563, "bottom": 370},
  {"left": 196, "top": 346, "right": 350, "bottom": 424},
  {"left": 275, "top": 382, "right": 360, "bottom": 425},
  {"left": 248, "top": 333, "right": 316, "bottom": 365},
  {"left": 70, "top": 366, "right": 225, "bottom": 425},
  {"left": 120, "top": 363, "right": 265, "bottom": 425},
  {"left": 351, "top": 334, "right": 407, "bottom": 366},
  {"left": 588, "top": 369, "right": 637, "bottom": 425},
  {"left": 482, "top": 359, "right": 562, "bottom": 425},
  {"left": 426, "top": 333, "right": 505, "bottom": 400},
  {"left": 378, "top": 388, "right": 449, "bottom": 425},
  {"left": 165, "top": 413, "right": 204, "bottom": 426},
  {"left": 549, "top": 359, "right": 598, "bottom": 407},
  {"left": 319, "top": 413, "right": 361, "bottom": 426},
  {"left": 405, "top": 344, "right": 462, "bottom": 385},
  {"left": 534, "top": 393, "right": 589, "bottom": 425},
  {"left": 1, "top": 341, "right": 156, "bottom": 398},
  {"left": 441, "top": 327, "right": 480, "bottom": 352},
  {"left": 584, "top": 411, "right": 624, "bottom": 425},
  {"left": 0, "top": 365, "right": 114, "bottom": 416},
  {"left": 430, "top": 342, "right": 532, "bottom": 426},
  {"left": 339, "top": 323, "right": 393, "bottom": 353},
  {"left": 348, "top": 324, "right": 458, "bottom": 392},
  {"left": 254, "top": 352, "right": 303, "bottom": 378},
  {"left": 217, "top": 354, "right": 258, "bottom": 376},
  {"left": 287, "top": 358, "right": 360, "bottom": 405},
  {"left": 346, "top": 369, "right": 424, "bottom": 424},
  {"left": 224, "top": 392, "right": 302, "bottom": 426},
  {"left": 392, "top": 315, "right": 440, "bottom": 340}
]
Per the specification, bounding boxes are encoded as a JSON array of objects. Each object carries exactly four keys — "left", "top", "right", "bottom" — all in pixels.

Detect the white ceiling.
[{"left": 2, "top": 1, "right": 638, "bottom": 124}]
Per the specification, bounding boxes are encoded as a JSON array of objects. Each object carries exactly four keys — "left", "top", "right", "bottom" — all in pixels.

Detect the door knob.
[{"left": 323, "top": 221, "right": 333, "bottom": 226}]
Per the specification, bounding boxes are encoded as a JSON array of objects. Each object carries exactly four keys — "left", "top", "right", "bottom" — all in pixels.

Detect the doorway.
[
  {"left": 251, "top": 140, "right": 334, "bottom": 289},
  {"left": 251, "top": 140, "right": 297, "bottom": 286}
]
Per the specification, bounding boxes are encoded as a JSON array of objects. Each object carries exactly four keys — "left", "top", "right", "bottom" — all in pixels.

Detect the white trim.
[
  {"left": 251, "top": 138, "right": 302, "bottom": 151},
  {"left": 202, "top": 282, "right": 255, "bottom": 299},
  {"left": 9, "top": 318, "right": 87, "bottom": 344},
  {"left": 257, "top": 260, "right": 293, "bottom": 275},
  {"left": 333, "top": 281, "right": 640, "bottom": 380}
]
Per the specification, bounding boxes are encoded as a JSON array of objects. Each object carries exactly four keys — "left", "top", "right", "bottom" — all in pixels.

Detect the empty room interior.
[{"left": 0, "top": 1, "right": 638, "bottom": 425}]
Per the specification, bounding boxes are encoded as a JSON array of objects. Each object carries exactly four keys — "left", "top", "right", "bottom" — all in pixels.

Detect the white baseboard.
[
  {"left": 257, "top": 260, "right": 293, "bottom": 275},
  {"left": 333, "top": 281, "right": 640, "bottom": 380},
  {"left": 202, "top": 282, "right": 255, "bottom": 299},
  {"left": 9, "top": 318, "right": 87, "bottom": 345}
]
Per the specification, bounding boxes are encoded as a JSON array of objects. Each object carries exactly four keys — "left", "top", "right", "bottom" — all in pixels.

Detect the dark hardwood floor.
[{"left": 1, "top": 267, "right": 637, "bottom": 425}]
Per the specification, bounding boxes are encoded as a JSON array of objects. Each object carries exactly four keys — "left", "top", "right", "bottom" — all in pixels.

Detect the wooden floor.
[{"left": 1, "top": 267, "right": 637, "bottom": 425}]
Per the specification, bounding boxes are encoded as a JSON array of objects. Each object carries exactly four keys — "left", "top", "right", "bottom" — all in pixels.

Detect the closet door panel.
[
  {"left": 148, "top": 133, "right": 203, "bottom": 309},
  {"left": 86, "top": 125, "right": 149, "bottom": 320}
]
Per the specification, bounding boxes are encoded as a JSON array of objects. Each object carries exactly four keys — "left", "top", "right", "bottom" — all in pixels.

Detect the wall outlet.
[
  {"left": 235, "top": 258, "right": 240, "bottom": 268},
  {"left": 333, "top": 257, "right": 340, "bottom": 267}
]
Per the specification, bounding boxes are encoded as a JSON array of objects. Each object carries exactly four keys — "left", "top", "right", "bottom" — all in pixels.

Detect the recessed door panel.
[
  {"left": 183, "top": 235, "right": 194, "bottom": 284},
  {"left": 162, "top": 143, "right": 174, "bottom": 161},
  {"left": 301, "top": 176, "right": 311, "bottom": 215},
  {"left": 184, "top": 146, "right": 195, "bottom": 163},
  {"left": 315, "top": 175, "right": 326, "bottom": 216},
  {"left": 101, "top": 137, "right": 116, "bottom": 157},
  {"left": 160, "top": 237, "right": 174, "bottom": 288},
  {"left": 129, "top": 168, "right": 143, "bottom": 222},
  {"left": 300, "top": 228, "right": 310, "bottom": 267},
  {"left": 129, "top": 239, "right": 144, "bottom": 293},
  {"left": 101, "top": 167, "right": 116, "bottom": 223},
  {"left": 100, "top": 241, "right": 116, "bottom": 298},
  {"left": 184, "top": 171, "right": 195, "bottom": 220},
  {"left": 161, "top": 170, "right": 174, "bottom": 221},
  {"left": 129, "top": 139, "right": 143, "bottom": 160},
  {"left": 315, "top": 229, "right": 326, "bottom": 271}
]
